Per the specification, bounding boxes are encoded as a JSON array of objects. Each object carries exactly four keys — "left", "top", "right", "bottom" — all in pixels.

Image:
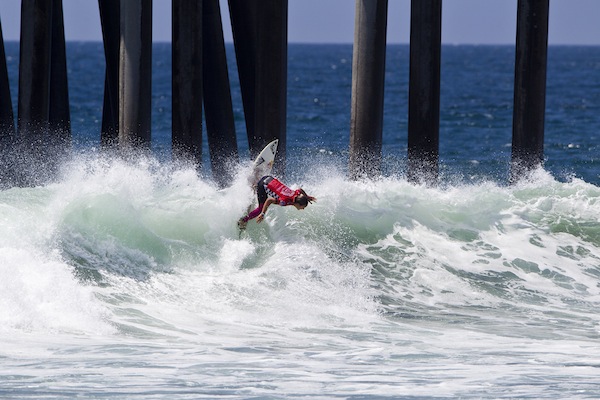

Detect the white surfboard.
[{"left": 249, "top": 139, "right": 278, "bottom": 186}]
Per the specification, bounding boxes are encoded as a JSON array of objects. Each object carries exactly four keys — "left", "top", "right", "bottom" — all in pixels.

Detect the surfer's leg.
[
  {"left": 238, "top": 202, "right": 263, "bottom": 230},
  {"left": 239, "top": 177, "right": 270, "bottom": 229},
  {"left": 242, "top": 203, "right": 264, "bottom": 222}
]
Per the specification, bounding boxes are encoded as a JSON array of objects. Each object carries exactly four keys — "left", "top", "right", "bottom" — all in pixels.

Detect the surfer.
[{"left": 238, "top": 175, "right": 316, "bottom": 230}]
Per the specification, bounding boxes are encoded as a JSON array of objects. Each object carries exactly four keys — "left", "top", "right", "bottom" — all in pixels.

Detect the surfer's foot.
[{"left": 237, "top": 218, "right": 247, "bottom": 230}]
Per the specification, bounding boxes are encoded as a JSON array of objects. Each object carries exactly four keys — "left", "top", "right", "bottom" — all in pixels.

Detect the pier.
[{"left": 0, "top": 0, "right": 550, "bottom": 186}]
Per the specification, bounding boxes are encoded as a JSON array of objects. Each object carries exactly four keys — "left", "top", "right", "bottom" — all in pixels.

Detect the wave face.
[{"left": 1, "top": 154, "right": 599, "bottom": 398}]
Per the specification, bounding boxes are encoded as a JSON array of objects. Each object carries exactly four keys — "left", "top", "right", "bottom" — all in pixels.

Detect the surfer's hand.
[{"left": 257, "top": 212, "right": 265, "bottom": 223}]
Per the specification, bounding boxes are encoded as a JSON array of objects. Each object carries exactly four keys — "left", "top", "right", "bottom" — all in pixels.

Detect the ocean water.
[{"left": 0, "top": 43, "right": 599, "bottom": 398}]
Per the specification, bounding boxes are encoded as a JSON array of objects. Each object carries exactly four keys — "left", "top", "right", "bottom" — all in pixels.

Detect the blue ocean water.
[
  {"left": 5, "top": 42, "right": 598, "bottom": 184},
  {"left": 1, "top": 42, "right": 599, "bottom": 399}
]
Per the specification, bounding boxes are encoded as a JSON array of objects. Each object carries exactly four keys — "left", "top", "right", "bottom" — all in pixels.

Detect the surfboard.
[
  {"left": 239, "top": 139, "right": 279, "bottom": 235},
  {"left": 249, "top": 139, "right": 278, "bottom": 186}
]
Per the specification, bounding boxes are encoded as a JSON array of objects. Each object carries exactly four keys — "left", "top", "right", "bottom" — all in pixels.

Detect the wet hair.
[{"left": 295, "top": 194, "right": 309, "bottom": 207}]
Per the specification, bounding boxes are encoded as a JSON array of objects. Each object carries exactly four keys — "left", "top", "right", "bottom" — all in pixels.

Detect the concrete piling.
[
  {"left": 349, "top": 0, "right": 388, "bottom": 179},
  {"left": 228, "top": 0, "right": 258, "bottom": 156},
  {"left": 18, "top": 0, "right": 52, "bottom": 139},
  {"left": 203, "top": 0, "right": 239, "bottom": 187},
  {"left": 254, "top": 0, "right": 288, "bottom": 175},
  {"left": 119, "top": 0, "right": 152, "bottom": 150},
  {"left": 228, "top": 0, "right": 288, "bottom": 176},
  {"left": 49, "top": 0, "right": 71, "bottom": 146},
  {"left": 0, "top": 18, "right": 14, "bottom": 140},
  {"left": 99, "top": 0, "right": 120, "bottom": 148},
  {"left": 16, "top": 0, "right": 70, "bottom": 184},
  {"left": 407, "top": 0, "right": 442, "bottom": 185},
  {"left": 172, "top": 0, "right": 203, "bottom": 163},
  {"left": 510, "top": 0, "right": 549, "bottom": 182}
]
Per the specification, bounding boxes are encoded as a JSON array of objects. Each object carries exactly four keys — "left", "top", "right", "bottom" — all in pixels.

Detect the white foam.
[
  {"left": 1, "top": 154, "right": 599, "bottom": 340},
  {"left": 0, "top": 247, "right": 114, "bottom": 335}
]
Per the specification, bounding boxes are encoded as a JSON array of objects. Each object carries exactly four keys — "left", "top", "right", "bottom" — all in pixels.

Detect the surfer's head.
[{"left": 294, "top": 194, "right": 310, "bottom": 209}]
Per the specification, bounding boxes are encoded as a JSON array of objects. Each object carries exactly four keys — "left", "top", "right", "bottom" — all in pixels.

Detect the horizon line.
[{"left": 2, "top": 40, "right": 599, "bottom": 47}]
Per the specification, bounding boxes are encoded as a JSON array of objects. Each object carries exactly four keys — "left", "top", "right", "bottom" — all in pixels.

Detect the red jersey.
[{"left": 264, "top": 178, "right": 301, "bottom": 206}]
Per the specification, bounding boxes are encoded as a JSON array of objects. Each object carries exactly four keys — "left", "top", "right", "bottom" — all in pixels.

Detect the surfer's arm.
[{"left": 257, "top": 198, "right": 276, "bottom": 223}]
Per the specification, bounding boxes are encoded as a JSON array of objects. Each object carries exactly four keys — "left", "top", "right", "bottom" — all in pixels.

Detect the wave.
[{"left": 0, "top": 153, "right": 599, "bottom": 340}]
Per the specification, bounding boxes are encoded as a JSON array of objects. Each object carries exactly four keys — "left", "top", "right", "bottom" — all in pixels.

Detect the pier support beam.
[
  {"left": 229, "top": 0, "right": 288, "bottom": 176},
  {"left": 0, "top": 18, "right": 15, "bottom": 186},
  {"left": 203, "top": 0, "right": 239, "bottom": 187},
  {"left": 16, "top": 0, "right": 71, "bottom": 185},
  {"left": 349, "top": 0, "right": 388, "bottom": 179},
  {"left": 49, "top": 0, "right": 71, "bottom": 147},
  {"left": 0, "top": 18, "right": 14, "bottom": 140},
  {"left": 172, "top": 0, "right": 203, "bottom": 163},
  {"left": 99, "top": 0, "right": 120, "bottom": 148},
  {"left": 228, "top": 0, "right": 257, "bottom": 156},
  {"left": 510, "top": 0, "right": 549, "bottom": 182},
  {"left": 119, "top": 0, "right": 152, "bottom": 150},
  {"left": 255, "top": 0, "right": 288, "bottom": 175},
  {"left": 407, "top": 0, "right": 441, "bottom": 185},
  {"left": 18, "top": 0, "right": 52, "bottom": 139}
]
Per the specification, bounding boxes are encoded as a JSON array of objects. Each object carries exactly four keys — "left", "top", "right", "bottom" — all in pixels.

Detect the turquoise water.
[{"left": 0, "top": 43, "right": 599, "bottom": 398}]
